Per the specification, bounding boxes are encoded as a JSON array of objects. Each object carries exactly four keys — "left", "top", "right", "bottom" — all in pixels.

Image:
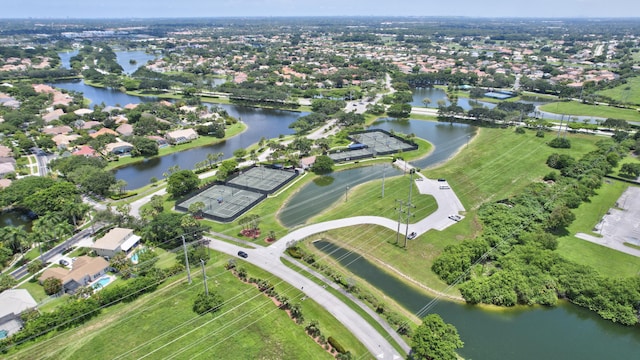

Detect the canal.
[{"left": 313, "top": 240, "right": 640, "bottom": 360}]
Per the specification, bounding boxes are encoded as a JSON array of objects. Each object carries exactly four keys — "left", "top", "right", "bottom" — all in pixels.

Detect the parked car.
[
  {"left": 237, "top": 251, "right": 248, "bottom": 258},
  {"left": 59, "top": 259, "right": 69, "bottom": 266},
  {"left": 407, "top": 232, "right": 417, "bottom": 240}
]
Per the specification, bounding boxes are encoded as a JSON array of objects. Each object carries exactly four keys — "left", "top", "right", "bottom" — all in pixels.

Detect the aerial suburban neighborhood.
[{"left": 0, "top": 6, "right": 639, "bottom": 360}]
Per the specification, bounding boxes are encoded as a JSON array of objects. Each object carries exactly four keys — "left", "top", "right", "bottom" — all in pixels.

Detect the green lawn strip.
[
  {"left": 539, "top": 101, "right": 640, "bottom": 122},
  {"left": 556, "top": 180, "right": 640, "bottom": 278},
  {"left": 105, "top": 122, "right": 246, "bottom": 171},
  {"left": 597, "top": 76, "right": 640, "bottom": 105},
  {"left": 310, "top": 175, "right": 437, "bottom": 224},
  {"left": 624, "top": 242, "right": 640, "bottom": 251},
  {"left": 280, "top": 257, "right": 407, "bottom": 355}
]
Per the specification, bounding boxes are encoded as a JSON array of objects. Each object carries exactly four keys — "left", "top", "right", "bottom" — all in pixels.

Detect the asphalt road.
[
  {"left": 206, "top": 161, "right": 467, "bottom": 359},
  {"left": 11, "top": 224, "right": 105, "bottom": 279}
]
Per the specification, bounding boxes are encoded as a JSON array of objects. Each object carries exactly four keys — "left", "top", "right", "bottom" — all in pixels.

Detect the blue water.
[
  {"left": 93, "top": 276, "right": 111, "bottom": 289},
  {"left": 131, "top": 253, "right": 139, "bottom": 263}
]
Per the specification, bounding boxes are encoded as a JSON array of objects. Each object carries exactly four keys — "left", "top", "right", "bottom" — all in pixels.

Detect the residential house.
[
  {"left": 116, "top": 123, "right": 134, "bottom": 137},
  {"left": 299, "top": 156, "right": 316, "bottom": 170},
  {"left": 0, "top": 162, "right": 15, "bottom": 178},
  {"left": 43, "top": 125, "right": 73, "bottom": 136},
  {"left": 52, "top": 134, "right": 80, "bottom": 149},
  {"left": 104, "top": 141, "right": 134, "bottom": 155},
  {"left": 0, "top": 178, "right": 12, "bottom": 188},
  {"left": 42, "top": 109, "right": 65, "bottom": 123},
  {"left": 0, "top": 289, "right": 37, "bottom": 337},
  {"left": 147, "top": 135, "right": 169, "bottom": 148},
  {"left": 165, "top": 128, "right": 198, "bottom": 144},
  {"left": 72, "top": 145, "right": 98, "bottom": 157},
  {"left": 89, "top": 127, "right": 118, "bottom": 139},
  {"left": 92, "top": 228, "right": 140, "bottom": 259},
  {"left": 38, "top": 256, "right": 110, "bottom": 294}
]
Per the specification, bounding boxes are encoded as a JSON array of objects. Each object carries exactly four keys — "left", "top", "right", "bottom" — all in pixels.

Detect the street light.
[{"left": 345, "top": 186, "right": 350, "bottom": 202}]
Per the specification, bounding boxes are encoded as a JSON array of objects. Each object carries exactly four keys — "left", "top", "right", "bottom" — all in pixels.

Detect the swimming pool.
[
  {"left": 131, "top": 252, "right": 139, "bottom": 263},
  {"left": 92, "top": 276, "right": 112, "bottom": 289},
  {"left": 0, "top": 329, "right": 8, "bottom": 339}
]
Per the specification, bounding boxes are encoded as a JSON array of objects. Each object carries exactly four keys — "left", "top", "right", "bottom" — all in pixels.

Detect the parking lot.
[{"left": 576, "top": 186, "right": 640, "bottom": 257}]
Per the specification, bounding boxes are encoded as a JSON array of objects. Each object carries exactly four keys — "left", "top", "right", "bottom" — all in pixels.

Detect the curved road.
[{"left": 207, "top": 161, "right": 466, "bottom": 359}]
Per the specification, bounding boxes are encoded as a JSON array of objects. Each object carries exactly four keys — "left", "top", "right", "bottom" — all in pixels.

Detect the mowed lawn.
[
  {"left": 597, "top": 76, "right": 640, "bottom": 105},
  {"left": 310, "top": 175, "right": 438, "bottom": 224},
  {"left": 539, "top": 101, "right": 640, "bottom": 122},
  {"left": 8, "top": 259, "right": 369, "bottom": 360}
]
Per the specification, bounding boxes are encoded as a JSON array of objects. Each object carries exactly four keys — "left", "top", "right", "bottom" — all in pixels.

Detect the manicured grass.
[
  {"left": 597, "top": 76, "right": 640, "bottom": 105},
  {"left": 310, "top": 175, "right": 437, "bottom": 224},
  {"left": 539, "top": 101, "right": 640, "bottom": 122},
  {"left": 9, "top": 257, "right": 367, "bottom": 360},
  {"left": 556, "top": 180, "right": 640, "bottom": 278},
  {"left": 18, "top": 279, "right": 47, "bottom": 303},
  {"left": 105, "top": 123, "right": 246, "bottom": 171}
]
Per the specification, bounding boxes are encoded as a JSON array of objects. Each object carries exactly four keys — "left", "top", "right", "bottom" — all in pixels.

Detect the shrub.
[
  {"left": 328, "top": 336, "right": 347, "bottom": 354},
  {"left": 536, "top": 130, "right": 545, "bottom": 138},
  {"left": 192, "top": 291, "right": 223, "bottom": 315},
  {"left": 548, "top": 137, "right": 571, "bottom": 148},
  {"left": 515, "top": 127, "right": 526, "bottom": 134}
]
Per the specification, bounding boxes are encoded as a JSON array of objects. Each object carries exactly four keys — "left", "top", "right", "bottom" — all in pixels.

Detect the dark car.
[{"left": 237, "top": 251, "right": 248, "bottom": 258}]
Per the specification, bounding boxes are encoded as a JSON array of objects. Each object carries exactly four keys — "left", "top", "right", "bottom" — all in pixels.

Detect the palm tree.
[
  {"left": 0, "top": 226, "right": 30, "bottom": 256},
  {"left": 422, "top": 97, "right": 431, "bottom": 107}
]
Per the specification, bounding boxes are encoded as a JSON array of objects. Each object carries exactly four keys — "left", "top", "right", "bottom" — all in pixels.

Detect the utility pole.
[
  {"left": 405, "top": 169, "right": 416, "bottom": 248},
  {"left": 395, "top": 199, "right": 404, "bottom": 245},
  {"left": 200, "top": 259, "right": 208, "bottom": 296},
  {"left": 182, "top": 235, "right": 192, "bottom": 284},
  {"left": 381, "top": 164, "right": 386, "bottom": 198}
]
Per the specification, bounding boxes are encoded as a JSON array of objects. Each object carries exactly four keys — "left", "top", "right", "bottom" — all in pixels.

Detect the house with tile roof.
[{"left": 38, "top": 256, "right": 110, "bottom": 294}]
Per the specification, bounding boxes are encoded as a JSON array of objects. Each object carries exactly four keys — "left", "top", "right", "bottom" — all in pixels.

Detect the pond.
[
  {"left": 279, "top": 164, "right": 403, "bottom": 228},
  {"left": 279, "top": 119, "right": 477, "bottom": 226},
  {"left": 0, "top": 210, "right": 33, "bottom": 231},
  {"left": 314, "top": 240, "right": 640, "bottom": 360},
  {"left": 411, "top": 87, "right": 495, "bottom": 111},
  {"left": 113, "top": 104, "right": 305, "bottom": 189}
]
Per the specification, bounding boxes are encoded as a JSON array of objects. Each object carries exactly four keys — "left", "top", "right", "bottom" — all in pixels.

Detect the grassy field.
[
  {"left": 287, "top": 126, "right": 608, "bottom": 297},
  {"left": 8, "top": 258, "right": 370, "bottom": 360},
  {"left": 597, "top": 76, "right": 640, "bottom": 105},
  {"left": 557, "top": 179, "right": 640, "bottom": 278},
  {"left": 539, "top": 101, "right": 640, "bottom": 122},
  {"left": 427, "top": 127, "right": 602, "bottom": 210},
  {"left": 105, "top": 122, "right": 246, "bottom": 171},
  {"left": 310, "top": 175, "right": 437, "bottom": 224}
]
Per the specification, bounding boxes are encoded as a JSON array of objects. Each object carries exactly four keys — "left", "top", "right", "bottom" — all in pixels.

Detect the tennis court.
[
  {"left": 227, "top": 166, "right": 298, "bottom": 193},
  {"left": 352, "top": 130, "right": 417, "bottom": 154},
  {"left": 328, "top": 129, "right": 418, "bottom": 163},
  {"left": 176, "top": 185, "right": 265, "bottom": 222}
]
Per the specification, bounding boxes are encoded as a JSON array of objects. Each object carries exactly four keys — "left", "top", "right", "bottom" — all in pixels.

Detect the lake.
[
  {"left": 279, "top": 119, "right": 477, "bottom": 226},
  {"left": 314, "top": 240, "right": 640, "bottom": 360}
]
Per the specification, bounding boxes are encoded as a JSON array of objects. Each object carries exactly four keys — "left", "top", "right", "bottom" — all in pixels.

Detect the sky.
[{"left": 2, "top": 0, "right": 639, "bottom": 19}]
